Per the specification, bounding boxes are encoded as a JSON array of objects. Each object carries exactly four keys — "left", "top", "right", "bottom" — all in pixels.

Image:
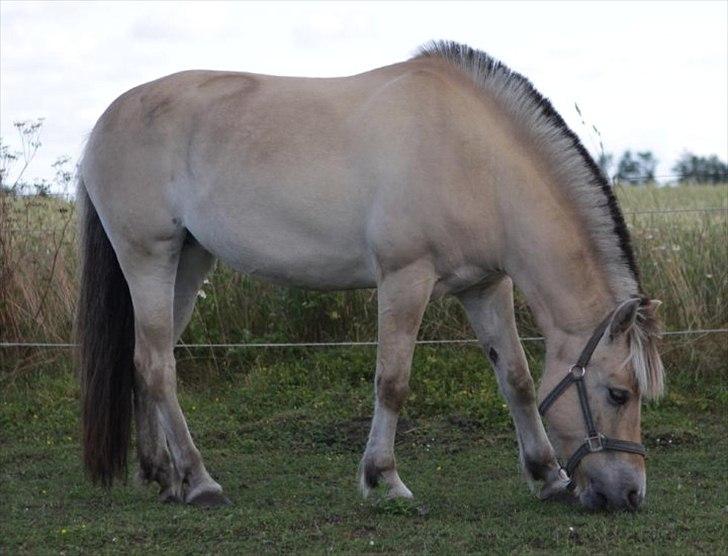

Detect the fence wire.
[{"left": 2, "top": 328, "right": 726, "bottom": 350}]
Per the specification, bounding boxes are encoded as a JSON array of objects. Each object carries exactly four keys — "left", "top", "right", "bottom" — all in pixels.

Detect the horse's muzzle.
[{"left": 579, "top": 475, "right": 645, "bottom": 512}]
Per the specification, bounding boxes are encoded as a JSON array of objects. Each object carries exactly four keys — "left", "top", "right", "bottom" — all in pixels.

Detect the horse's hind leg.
[
  {"left": 172, "top": 235, "right": 216, "bottom": 342},
  {"left": 359, "top": 262, "right": 435, "bottom": 499},
  {"left": 458, "top": 278, "right": 568, "bottom": 498},
  {"left": 133, "top": 236, "right": 217, "bottom": 503},
  {"left": 120, "top": 238, "right": 228, "bottom": 506}
]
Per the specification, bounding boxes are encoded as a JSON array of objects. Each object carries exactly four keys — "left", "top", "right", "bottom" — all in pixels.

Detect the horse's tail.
[{"left": 75, "top": 176, "right": 136, "bottom": 486}]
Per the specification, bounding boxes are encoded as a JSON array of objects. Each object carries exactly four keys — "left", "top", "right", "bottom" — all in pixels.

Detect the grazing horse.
[{"left": 77, "top": 41, "right": 663, "bottom": 511}]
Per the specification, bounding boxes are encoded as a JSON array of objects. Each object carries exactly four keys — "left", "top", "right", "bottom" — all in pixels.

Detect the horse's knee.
[
  {"left": 376, "top": 373, "right": 410, "bottom": 411},
  {"left": 506, "top": 367, "right": 536, "bottom": 404}
]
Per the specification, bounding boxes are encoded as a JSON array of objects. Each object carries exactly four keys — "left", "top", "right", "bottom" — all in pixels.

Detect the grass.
[{"left": 1, "top": 347, "right": 726, "bottom": 553}]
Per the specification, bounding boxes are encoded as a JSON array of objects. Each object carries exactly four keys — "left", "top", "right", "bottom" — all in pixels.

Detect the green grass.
[{"left": 1, "top": 347, "right": 726, "bottom": 554}]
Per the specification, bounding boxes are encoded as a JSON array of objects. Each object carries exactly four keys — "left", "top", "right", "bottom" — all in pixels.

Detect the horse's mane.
[
  {"left": 414, "top": 40, "right": 640, "bottom": 298},
  {"left": 415, "top": 41, "right": 664, "bottom": 399}
]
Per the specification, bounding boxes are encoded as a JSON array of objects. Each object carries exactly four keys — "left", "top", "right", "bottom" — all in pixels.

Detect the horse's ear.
[{"left": 609, "top": 298, "right": 642, "bottom": 339}]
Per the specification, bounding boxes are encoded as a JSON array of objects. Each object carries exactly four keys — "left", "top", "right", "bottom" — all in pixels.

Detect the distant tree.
[
  {"left": 616, "top": 150, "right": 657, "bottom": 185},
  {"left": 671, "top": 152, "right": 728, "bottom": 184},
  {"left": 596, "top": 152, "right": 614, "bottom": 181}
]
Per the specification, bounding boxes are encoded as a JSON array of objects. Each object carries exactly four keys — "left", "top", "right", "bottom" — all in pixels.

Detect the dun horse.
[{"left": 77, "top": 41, "right": 663, "bottom": 511}]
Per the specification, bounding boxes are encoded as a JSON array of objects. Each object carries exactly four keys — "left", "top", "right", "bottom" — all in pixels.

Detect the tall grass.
[{"left": 1, "top": 185, "right": 726, "bottom": 375}]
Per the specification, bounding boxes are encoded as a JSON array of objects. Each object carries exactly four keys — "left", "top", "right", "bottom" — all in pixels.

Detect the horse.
[{"left": 76, "top": 41, "right": 664, "bottom": 511}]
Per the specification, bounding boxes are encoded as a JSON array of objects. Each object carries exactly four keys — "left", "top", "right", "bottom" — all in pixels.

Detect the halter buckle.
[
  {"left": 570, "top": 365, "right": 586, "bottom": 379},
  {"left": 586, "top": 433, "right": 604, "bottom": 452}
]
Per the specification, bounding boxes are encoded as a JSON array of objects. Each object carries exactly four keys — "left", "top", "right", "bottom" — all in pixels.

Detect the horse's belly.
[
  {"left": 184, "top": 201, "right": 375, "bottom": 290},
  {"left": 221, "top": 241, "right": 374, "bottom": 290}
]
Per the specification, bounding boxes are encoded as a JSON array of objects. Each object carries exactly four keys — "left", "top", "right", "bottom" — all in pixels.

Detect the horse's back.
[{"left": 81, "top": 59, "right": 497, "bottom": 290}]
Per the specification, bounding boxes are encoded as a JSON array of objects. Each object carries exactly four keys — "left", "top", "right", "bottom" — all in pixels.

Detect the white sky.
[{"left": 1, "top": 0, "right": 726, "bottom": 186}]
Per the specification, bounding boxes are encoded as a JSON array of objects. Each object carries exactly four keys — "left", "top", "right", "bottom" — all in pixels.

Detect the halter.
[{"left": 538, "top": 312, "right": 646, "bottom": 491}]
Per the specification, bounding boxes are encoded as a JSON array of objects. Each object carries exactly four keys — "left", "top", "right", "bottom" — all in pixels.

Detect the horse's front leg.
[
  {"left": 458, "top": 277, "right": 569, "bottom": 499},
  {"left": 359, "top": 262, "right": 435, "bottom": 499}
]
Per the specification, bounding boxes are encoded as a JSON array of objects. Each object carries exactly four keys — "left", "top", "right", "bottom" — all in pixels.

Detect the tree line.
[{"left": 597, "top": 150, "right": 727, "bottom": 185}]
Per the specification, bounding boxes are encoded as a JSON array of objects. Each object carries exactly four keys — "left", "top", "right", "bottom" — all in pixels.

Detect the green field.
[
  {"left": 1, "top": 348, "right": 726, "bottom": 553},
  {"left": 1, "top": 185, "right": 727, "bottom": 553}
]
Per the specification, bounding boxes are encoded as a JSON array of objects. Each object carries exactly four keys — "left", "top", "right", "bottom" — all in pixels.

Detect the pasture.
[{"left": 1, "top": 185, "right": 727, "bottom": 553}]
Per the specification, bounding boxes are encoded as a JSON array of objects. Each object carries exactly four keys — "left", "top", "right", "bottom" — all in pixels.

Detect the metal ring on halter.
[{"left": 570, "top": 365, "right": 586, "bottom": 378}]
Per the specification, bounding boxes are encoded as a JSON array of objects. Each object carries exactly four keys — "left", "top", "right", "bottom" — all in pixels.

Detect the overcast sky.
[{"left": 1, "top": 0, "right": 726, "bottom": 187}]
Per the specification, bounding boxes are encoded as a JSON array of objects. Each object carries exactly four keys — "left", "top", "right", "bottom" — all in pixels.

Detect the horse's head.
[{"left": 539, "top": 297, "right": 664, "bottom": 511}]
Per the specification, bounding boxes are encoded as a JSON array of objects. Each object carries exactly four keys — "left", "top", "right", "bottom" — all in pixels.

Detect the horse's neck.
[{"left": 500, "top": 182, "right": 620, "bottom": 340}]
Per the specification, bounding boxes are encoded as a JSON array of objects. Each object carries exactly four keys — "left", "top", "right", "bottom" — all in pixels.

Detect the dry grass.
[{"left": 1, "top": 185, "right": 726, "bottom": 375}]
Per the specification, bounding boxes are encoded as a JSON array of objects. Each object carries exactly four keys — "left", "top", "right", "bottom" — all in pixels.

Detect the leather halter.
[{"left": 538, "top": 312, "right": 646, "bottom": 490}]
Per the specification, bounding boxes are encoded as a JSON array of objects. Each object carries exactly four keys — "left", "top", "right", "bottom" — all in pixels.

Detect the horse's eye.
[{"left": 608, "top": 387, "right": 630, "bottom": 406}]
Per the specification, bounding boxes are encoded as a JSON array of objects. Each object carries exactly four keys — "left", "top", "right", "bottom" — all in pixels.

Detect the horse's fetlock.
[{"left": 360, "top": 451, "right": 395, "bottom": 490}]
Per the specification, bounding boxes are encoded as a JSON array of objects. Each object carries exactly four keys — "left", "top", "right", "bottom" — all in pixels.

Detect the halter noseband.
[{"left": 538, "top": 312, "right": 646, "bottom": 490}]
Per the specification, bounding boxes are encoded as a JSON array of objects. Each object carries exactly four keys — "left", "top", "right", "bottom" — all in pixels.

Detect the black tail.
[{"left": 76, "top": 179, "right": 135, "bottom": 487}]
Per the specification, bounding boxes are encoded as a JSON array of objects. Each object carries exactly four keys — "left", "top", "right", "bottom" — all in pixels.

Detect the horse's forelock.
[{"left": 628, "top": 306, "right": 664, "bottom": 400}]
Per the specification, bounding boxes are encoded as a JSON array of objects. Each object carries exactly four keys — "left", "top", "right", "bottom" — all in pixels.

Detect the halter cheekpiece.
[{"left": 538, "top": 312, "right": 646, "bottom": 490}]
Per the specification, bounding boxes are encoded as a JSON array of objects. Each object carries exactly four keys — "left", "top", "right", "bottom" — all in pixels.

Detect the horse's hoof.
[
  {"left": 539, "top": 478, "right": 574, "bottom": 502},
  {"left": 158, "top": 487, "right": 183, "bottom": 504},
  {"left": 386, "top": 483, "right": 414, "bottom": 500},
  {"left": 186, "top": 489, "right": 232, "bottom": 508}
]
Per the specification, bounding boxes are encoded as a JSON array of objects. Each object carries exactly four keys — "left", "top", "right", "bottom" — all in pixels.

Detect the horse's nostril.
[
  {"left": 626, "top": 489, "right": 642, "bottom": 511},
  {"left": 583, "top": 488, "right": 608, "bottom": 510}
]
